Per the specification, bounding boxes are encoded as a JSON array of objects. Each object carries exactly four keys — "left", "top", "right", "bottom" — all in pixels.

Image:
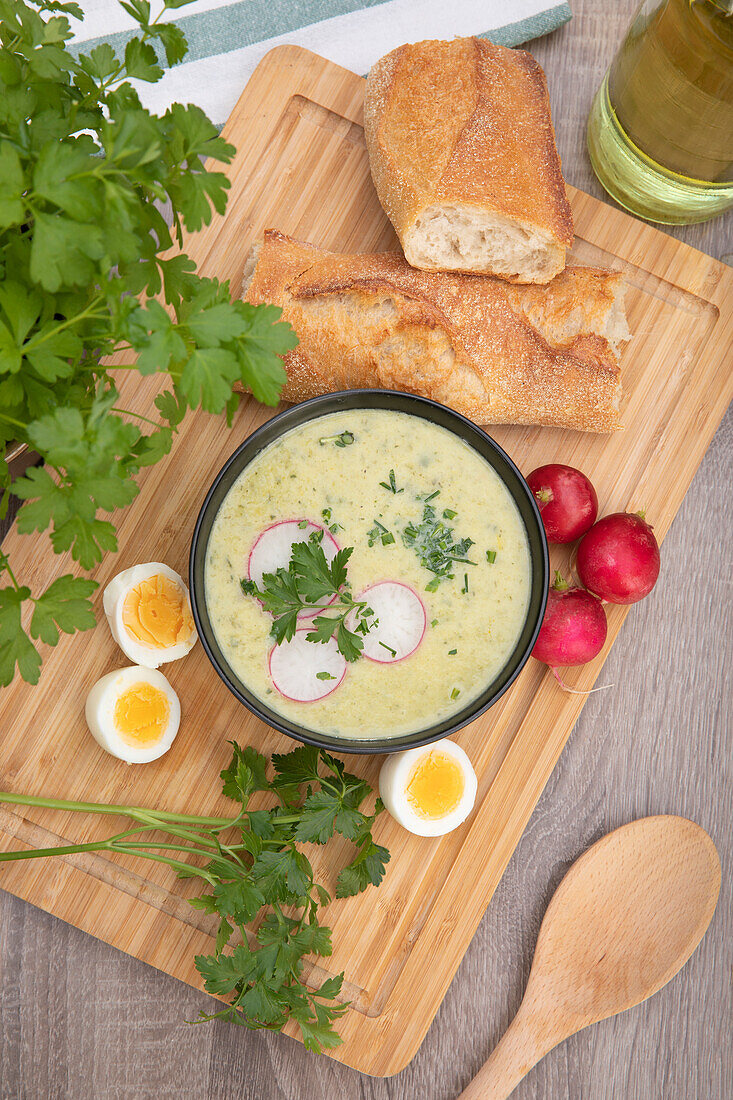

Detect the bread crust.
[
  {"left": 243, "top": 230, "right": 625, "bottom": 433},
  {"left": 364, "top": 38, "right": 574, "bottom": 282}
]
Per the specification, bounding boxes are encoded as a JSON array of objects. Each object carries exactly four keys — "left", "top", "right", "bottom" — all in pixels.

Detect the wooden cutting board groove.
[{"left": 0, "top": 46, "right": 731, "bottom": 1076}]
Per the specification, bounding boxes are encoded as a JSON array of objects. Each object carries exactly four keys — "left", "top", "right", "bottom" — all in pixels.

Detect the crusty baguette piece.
[
  {"left": 243, "top": 230, "right": 629, "bottom": 433},
  {"left": 364, "top": 37, "right": 574, "bottom": 283}
]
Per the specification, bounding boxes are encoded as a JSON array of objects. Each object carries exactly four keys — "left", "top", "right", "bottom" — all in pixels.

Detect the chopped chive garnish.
[
  {"left": 321, "top": 508, "right": 332, "bottom": 522},
  {"left": 316, "top": 671, "right": 337, "bottom": 681},
  {"left": 431, "top": 618, "right": 438, "bottom": 627},
  {"left": 378, "top": 641, "right": 397, "bottom": 657},
  {"left": 402, "top": 492, "right": 476, "bottom": 591},
  {"left": 298, "top": 519, "right": 309, "bottom": 529},
  {"left": 450, "top": 688, "right": 460, "bottom": 700},
  {"left": 319, "top": 430, "right": 355, "bottom": 447},
  {"left": 486, "top": 549, "right": 497, "bottom": 563},
  {"left": 368, "top": 519, "right": 393, "bottom": 547},
  {"left": 448, "top": 648, "right": 457, "bottom": 655},
  {"left": 379, "top": 468, "right": 403, "bottom": 494},
  {"left": 462, "top": 574, "right": 469, "bottom": 593},
  {"left": 311, "top": 528, "right": 324, "bottom": 543}
]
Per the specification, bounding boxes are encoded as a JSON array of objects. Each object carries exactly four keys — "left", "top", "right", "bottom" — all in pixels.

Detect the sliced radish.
[
  {"left": 268, "top": 631, "right": 347, "bottom": 702},
  {"left": 248, "top": 519, "right": 339, "bottom": 587},
  {"left": 356, "top": 581, "right": 426, "bottom": 663}
]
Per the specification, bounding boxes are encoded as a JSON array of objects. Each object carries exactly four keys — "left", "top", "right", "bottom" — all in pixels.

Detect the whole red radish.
[
  {"left": 526, "top": 464, "right": 598, "bottom": 543},
  {"left": 577, "top": 512, "right": 660, "bottom": 604},
  {"left": 532, "top": 573, "right": 607, "bottom": 668}
]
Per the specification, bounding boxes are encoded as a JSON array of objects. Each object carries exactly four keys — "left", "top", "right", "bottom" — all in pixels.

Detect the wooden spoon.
[{"left": 458, "top": 815, "right": 720, "bottom": 1100}]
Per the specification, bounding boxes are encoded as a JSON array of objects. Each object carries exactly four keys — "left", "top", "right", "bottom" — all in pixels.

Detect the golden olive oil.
[{"left": 587, "top": 0, "right": 733, "bottom": 223}]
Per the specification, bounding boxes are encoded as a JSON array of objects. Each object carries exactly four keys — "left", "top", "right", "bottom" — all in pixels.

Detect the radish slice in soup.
[
  {"left": 269, "top": 631, "right": 346, "bottom": 702},
  {"left": 248, "top": 520, "right": 339, "bottom": 588},
  {"left": 358, "top": 582, "right": 426, "bottom": 663}
]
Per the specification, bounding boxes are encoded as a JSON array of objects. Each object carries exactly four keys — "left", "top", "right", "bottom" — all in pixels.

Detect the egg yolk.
[
  {"left": 122, "top": 574, "right": 194, "bottom": 650},
  {"left": 113, "top": 682, "right": 170, "bottom": 746},
  {"left": 405, "top": 750, "right": 465, "bottom": 820}
]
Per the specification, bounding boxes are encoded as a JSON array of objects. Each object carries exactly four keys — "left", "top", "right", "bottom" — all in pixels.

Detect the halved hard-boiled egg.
[
  {"left": 378, "top": 739, "right": 477, "bottom": 837},
  {"left": 85, "top": 666, "right": 181, "bottom": 763},
  {"left": 103, "top": 562, "right": 197, "bottom": 668}
]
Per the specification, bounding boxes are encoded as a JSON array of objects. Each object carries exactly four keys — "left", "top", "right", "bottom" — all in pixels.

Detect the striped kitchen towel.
[{"left": 71, "top": 0, "right": 572, "bottom": 125}]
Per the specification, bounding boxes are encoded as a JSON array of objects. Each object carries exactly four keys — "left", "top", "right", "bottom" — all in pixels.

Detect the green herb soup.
[{"left": 204, "top": 410, "right": 531, "bottom": 739}]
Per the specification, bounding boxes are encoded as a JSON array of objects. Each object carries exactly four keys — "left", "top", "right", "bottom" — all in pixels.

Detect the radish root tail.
[{"left": 550, "top": 667, "right": 613, "bottom": 694}]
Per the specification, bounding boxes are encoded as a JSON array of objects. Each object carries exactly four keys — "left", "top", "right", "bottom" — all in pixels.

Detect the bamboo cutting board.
[{"left": 0, "top": 46, "right": 731, "bottom": 1078}]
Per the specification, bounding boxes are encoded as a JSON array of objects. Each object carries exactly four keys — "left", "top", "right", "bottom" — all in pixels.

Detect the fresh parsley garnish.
[
  {"left": 0, "top": 742, "right": 390, "bottom": 1052},
  {"left": 448, "top": 649, "right": 457, "bottom": 655},
  {"left": 316, "top": 671, "right": 337, "bottom": 681},
  {"left": 242, "top": 534, "right": 374, "bottom": 662},
  {"left": 379, "top": 469, "right": 403, "bottom": 494},
  {"left": 319, "top": 431, "right": 355, "bottom": 448}
]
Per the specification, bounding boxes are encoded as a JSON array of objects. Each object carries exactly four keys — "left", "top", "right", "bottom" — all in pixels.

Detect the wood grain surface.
[
  {"left": 1, "top": 1, "right": 731, "bottom": 1096},
  {"left": 457, "top": 817, "right": 722, "bottom": 1099}
]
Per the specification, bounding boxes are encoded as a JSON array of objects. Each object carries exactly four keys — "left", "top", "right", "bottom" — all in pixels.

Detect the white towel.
[{"left": 70, "top": 0, "right": 572, "bottom": 125}]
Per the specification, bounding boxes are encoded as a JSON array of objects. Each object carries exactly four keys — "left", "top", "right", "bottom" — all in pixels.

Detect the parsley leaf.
[
  {"left": 0, "top": 585, "right": 42, "bottom": 686},
  {"left": 29, "top": 574, "right": 97, "bottom": 645},
  {"left": 336, "top": 841, "right": 391, "bottom": 898}
]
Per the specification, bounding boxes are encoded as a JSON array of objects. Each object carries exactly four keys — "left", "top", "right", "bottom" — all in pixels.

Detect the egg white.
[
  {"left": 85, "top": 665, "right": 181, "bottom": 764},
  {"left": 378, "top": 738, "right": 478, "bottom": 837},
  {"left": 103, "top": 562, "right": 197, "bottom": 668}
]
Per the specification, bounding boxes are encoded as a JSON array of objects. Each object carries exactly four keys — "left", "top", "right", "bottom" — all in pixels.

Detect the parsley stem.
[
  {"left": 0, "top": 555, "right": 23, "bottom": 594},
  {"left": 119, "top": 841, "right": 219, "bottom": 855},
  {"left": 116, "top": 850, "right": 217, "bottom": 883},
  {"left": 0, "top": 831, "right": 218, "bottom": 885},
  {"left": 21, "top": 301, "right": 108, "bottom": 352},
  {"left": 0, "top": 412, "right": 28, "bottom": 431},
  {"left": 111, "top": 407, "right": 165, "bottom": 430},
  {"left": 0, "top": 791, "right": 232, "bottom": 827}
]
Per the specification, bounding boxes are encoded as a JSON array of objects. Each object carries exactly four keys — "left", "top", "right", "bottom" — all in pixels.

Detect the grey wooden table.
[{"left": 1, "top": 2, "right": 731, "bottom": 1097}]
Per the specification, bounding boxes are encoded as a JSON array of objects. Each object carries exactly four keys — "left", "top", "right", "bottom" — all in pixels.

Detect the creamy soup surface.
[{"left": 205, "top": 410, "right": 531, "bottom": 740}]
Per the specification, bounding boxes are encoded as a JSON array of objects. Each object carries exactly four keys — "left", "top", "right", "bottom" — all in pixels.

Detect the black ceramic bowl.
[{"left": 189, "top": 391, "right": 548, "bottom": 754}]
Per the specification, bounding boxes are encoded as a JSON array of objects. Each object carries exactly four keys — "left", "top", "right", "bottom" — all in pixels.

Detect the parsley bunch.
[
  {"left": 242, "top": 536, "right": 375, "bottom": 662},
  {"left": 0, "top": 740, "right": 389, "bottom": 1052},
  {"left": 0, "top": 0, "right": 297, "bottom": 686}
]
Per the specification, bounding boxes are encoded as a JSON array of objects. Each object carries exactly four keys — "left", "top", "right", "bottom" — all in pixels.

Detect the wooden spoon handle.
[{"left": 457, "top": 1003, "right": 562, "bottom": 1100}]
